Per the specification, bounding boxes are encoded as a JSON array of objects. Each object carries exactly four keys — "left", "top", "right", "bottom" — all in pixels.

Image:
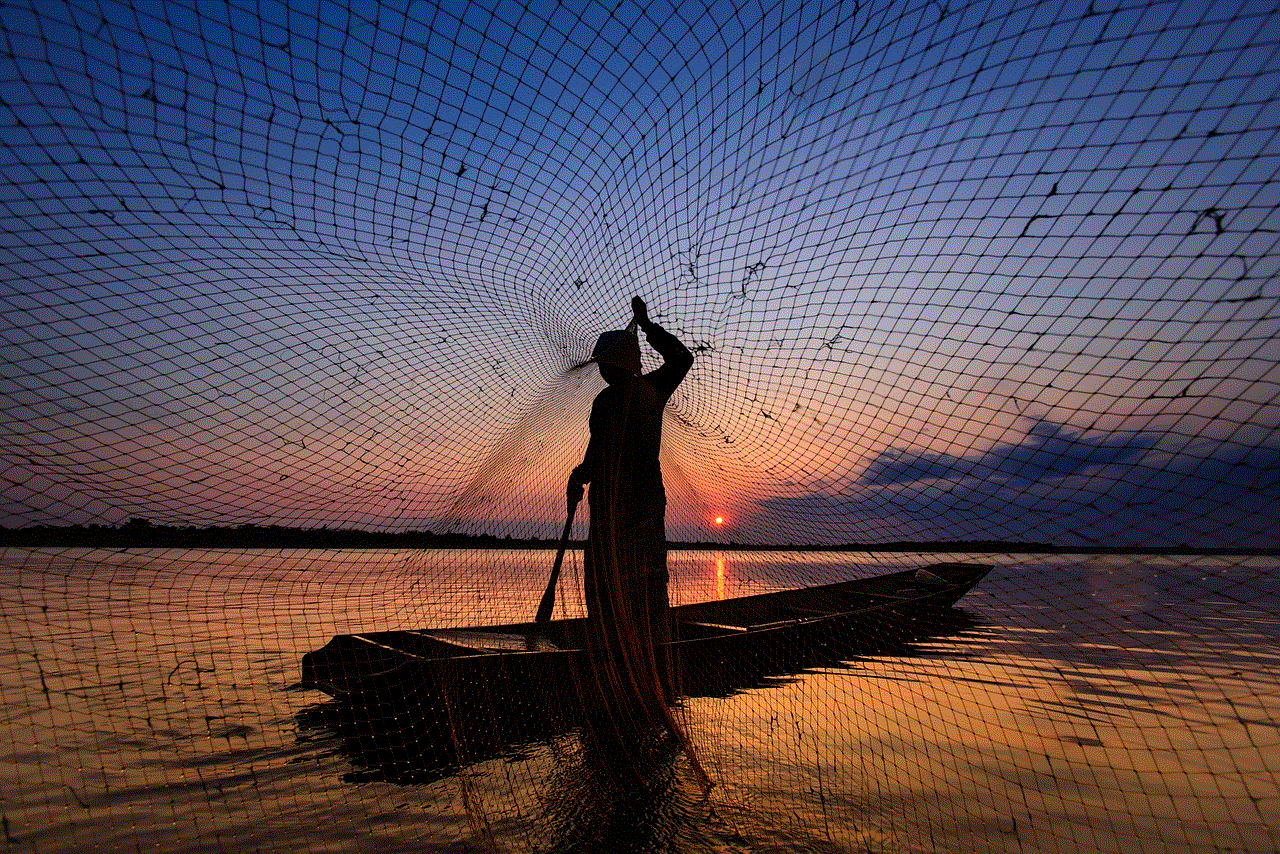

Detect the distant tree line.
[
  {"left": 0, "top": 519, "right": 1272, "bottom": 554},
  {"left": 0, "top": 518, "right": 558, "bottom": 549}
]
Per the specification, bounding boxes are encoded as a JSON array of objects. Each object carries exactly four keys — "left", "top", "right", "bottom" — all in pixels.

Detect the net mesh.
[{"left": 1, "top": 1, "right": 1277, "bottom": 851}]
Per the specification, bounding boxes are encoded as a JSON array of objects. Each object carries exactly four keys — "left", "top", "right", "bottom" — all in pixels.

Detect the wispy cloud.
[
  {"left": 754, "top": 422, "right": 1279, "bottom": 548},
  {"left": 861, "top": 421, "right": 1157, "bottom": 487}
]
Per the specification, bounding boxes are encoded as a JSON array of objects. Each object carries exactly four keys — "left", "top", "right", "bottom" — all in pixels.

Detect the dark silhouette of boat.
[{"left": 296, "top": 563, "right": 989, "bottom": 785}]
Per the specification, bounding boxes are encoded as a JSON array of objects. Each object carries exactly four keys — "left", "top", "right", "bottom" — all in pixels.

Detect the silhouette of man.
[{"left": 567, "top": 297, "right": 692, "bottom": 699}]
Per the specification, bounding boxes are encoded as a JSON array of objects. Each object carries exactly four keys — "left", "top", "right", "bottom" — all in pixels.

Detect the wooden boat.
[
  {"left": 297, "top": 562, "right": 989, "bottom": 784},
  {"left": 302, "top": 562, "right": 989, "bottom": 698}
]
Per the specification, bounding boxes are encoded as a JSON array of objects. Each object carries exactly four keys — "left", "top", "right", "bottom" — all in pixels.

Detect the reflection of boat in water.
[{"left": 296, "top": 563, "right": 989, "bottom": 784}]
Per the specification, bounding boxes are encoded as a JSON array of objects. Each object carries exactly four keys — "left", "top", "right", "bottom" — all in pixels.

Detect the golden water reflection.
[
  {"left": 2, "top": 549, "right": 1276, "bottom": 853},
  {"left": 669, "top": 548, "right": 891, "bottom": 606}
]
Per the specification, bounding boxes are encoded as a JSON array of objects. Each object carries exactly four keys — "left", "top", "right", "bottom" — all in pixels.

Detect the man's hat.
[
  {"left": 592, "top": 328, "right": 637, "bottom": 358},
  {"left": 592, "top": 326, "right": 641, "bottom": 376}
]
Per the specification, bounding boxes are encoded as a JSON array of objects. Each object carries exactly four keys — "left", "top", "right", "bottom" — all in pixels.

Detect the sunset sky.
[{"left": 2, "top": 0, "right": 1277, "bottom": 547}]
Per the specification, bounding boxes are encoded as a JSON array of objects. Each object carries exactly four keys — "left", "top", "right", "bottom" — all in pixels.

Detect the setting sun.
[{"left": 713, "top": 516, "right": 725, "bottom": 526}]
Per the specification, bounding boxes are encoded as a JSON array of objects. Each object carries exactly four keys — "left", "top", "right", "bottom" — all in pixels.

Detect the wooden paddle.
[{"left": 536, "top": 494, "right": 579, "bottom": 623}]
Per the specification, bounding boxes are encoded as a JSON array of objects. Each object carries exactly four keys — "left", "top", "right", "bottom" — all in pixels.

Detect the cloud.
[
  {"left": 860, "top": 420, "right": 1157, "bottom": 487},
  {"left": 752, "top": 422, "right": 1280, "bottom": 548}
]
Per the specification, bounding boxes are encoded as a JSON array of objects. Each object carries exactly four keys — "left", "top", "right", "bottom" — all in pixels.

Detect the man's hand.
[
  {"left": 632, "top": 296, "right": 651, "bottom": 327},
  {"left": 566, "top": 467, "right": 586, "bottom": 509}
]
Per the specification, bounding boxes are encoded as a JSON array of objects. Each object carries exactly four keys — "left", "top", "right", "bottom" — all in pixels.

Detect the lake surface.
[{"left": 0, "top": 548, "right": 1276, "bottom": 853}]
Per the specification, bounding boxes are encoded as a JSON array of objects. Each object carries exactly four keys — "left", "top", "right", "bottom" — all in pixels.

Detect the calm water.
[{"left": 0, "top": 548, "right": 1276, "bottom": 853}]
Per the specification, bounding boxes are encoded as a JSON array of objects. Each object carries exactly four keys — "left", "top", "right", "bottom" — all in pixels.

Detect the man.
[{"left": 567, "top": 296, "right": 692, "bottom": 700}]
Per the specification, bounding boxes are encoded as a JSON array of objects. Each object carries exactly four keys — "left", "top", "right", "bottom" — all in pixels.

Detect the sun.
[{"left": 713, "top": 515, "right": 725, "bottom": 526}]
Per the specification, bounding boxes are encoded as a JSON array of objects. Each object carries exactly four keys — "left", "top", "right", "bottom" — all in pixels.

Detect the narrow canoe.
[
  {"left": 301, "top": 562, "right": 990, "bottom": 698},
  {"left": 296, "top": 562, "right": 990, "bottom": 784}
]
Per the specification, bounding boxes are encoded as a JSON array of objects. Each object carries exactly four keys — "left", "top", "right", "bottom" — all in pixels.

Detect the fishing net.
[{"left": 1, "top": 0, "right": 1277, "bottom": 851}]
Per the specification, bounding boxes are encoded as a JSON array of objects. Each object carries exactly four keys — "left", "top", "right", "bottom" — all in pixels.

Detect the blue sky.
[{"left": 2, "top": 0, "right": 1277, "bottom": 546}]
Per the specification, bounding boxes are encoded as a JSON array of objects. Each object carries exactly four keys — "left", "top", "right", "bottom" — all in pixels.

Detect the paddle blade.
[
  {"left": 535, "top": 500, "right": 578, "bottom": 623},
  {"left": 535, "top": 558, "right": 562, "bottom": 623}
]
